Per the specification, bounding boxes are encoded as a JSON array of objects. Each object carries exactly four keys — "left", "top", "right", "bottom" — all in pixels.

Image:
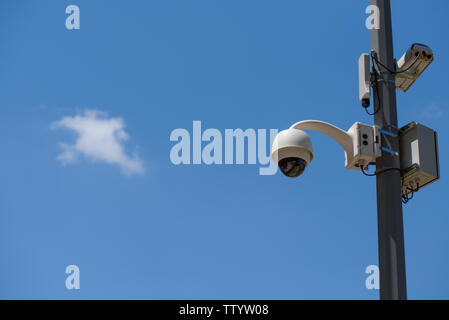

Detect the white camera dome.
[
  {"left": 271, "top": 128, "right": 314, "bottom": 164},
  {"left": 271, "top": 128, "right": 314, "bottom": 177}
]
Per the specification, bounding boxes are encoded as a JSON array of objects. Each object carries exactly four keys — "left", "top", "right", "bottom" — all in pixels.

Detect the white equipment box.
[{"left": 399, "top": 122, "right": 439, "bottom": 192}]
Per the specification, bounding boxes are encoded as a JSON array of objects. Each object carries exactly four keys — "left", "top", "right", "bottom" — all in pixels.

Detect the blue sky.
[{"left": 0, "top": 0, "right": 448, "bottom": 299}]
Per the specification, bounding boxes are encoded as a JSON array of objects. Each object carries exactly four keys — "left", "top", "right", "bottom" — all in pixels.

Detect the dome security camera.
[
  {"left": 271, "top": 128, "right": 314, "bottom": 178},
  {"left": 271, "top": 120, "right": 383, "bottom": 178}
]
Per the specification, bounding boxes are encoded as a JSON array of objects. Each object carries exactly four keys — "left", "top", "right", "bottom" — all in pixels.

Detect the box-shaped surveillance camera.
[
  {"left": 399, "top": 122, "right": 439, "bottom": 192},
  {"left": 396, "top": 43, "right": 433, "bottom": 92}
]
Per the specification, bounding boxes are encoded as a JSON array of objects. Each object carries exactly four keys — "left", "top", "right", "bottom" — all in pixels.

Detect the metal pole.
[{"left": 370, "top": 0, "right": 407, "bottom": 300}]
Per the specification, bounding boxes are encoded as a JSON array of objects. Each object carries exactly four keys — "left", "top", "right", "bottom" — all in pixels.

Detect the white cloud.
[{"left": 51, "top": 110, "right": 144, "bottom": 175}]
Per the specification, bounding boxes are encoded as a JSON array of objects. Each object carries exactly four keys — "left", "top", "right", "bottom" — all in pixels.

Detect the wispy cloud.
[
  {"left": 51, "top": 110, "right": 144, "bottom": 175},
  {"left": 419, "top": 104, "right": 446, "bottom": 120}
]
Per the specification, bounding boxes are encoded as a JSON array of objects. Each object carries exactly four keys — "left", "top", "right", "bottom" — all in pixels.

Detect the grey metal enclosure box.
[{"left": 399, "top": 122, "right": 439, "bottom": 192}]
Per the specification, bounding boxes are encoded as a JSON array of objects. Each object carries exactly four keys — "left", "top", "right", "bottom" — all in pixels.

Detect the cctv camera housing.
[
  {"left": 271, "top": 129, "right": 314, "bottom": 166},
  {"left": 396, "top": 43, "right": 433, "bottom": 92},
  {"left": 272, "top": 121, "right": 382, "bottom": 175}
]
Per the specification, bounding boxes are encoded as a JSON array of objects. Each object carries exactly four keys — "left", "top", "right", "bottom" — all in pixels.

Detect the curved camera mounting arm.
[
  {"left": 288, "top": 120, "right": 379, "bottom": 170},
  {"left": 289, "top": 120, "right": 354, "bottom": 158}
]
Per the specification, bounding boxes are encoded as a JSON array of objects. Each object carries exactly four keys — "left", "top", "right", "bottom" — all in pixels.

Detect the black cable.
[
  {"left": 402, "top": 191, "right": 413, "bottom": 204},
  {"left": 371, "top": 51, "right": 420, "bottom": 74},
  {"left": 402, "top": 183, "right": 418, "bottom": 204},
  {"left": 362, "top": 165, "right": 419, "bottom": 204},
  {"left": 361, "top": 166, "right": 402, "bottom": 176},
  {"left": 406, "top": 183, "right": 420, "bottom": 193},
  {"left": 363, "top": 53, "right": 382, "bottom": 116},
  {"left": 361, "top": 167, "right": 376, "bottom": 176},
  {"left": 365, "top": 70, "right": 381, "bottom": 116},
  {"left": 366, "top": 51, "right": 420, "bottom": 117}
]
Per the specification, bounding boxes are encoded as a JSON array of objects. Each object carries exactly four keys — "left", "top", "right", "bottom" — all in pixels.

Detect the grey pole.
[{"left": 370, "top": 0, "right": 407, "bottom": 300}]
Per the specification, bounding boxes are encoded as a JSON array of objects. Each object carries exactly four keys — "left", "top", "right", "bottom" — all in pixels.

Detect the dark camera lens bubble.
[{"left": 278, "top": 157, "right": 307, "bottom": 178}]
